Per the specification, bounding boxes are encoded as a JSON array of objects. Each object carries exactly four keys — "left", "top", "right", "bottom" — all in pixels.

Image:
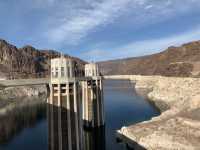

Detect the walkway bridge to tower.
[{"left": 0, "top": 78, "right": 50, "bottom": 88}]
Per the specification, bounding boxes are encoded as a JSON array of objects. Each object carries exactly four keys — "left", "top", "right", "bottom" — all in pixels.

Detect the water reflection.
[
  {"left": 48, "top": 104, "right": 105, "bottom": 150},
  {"left": 83, "top": 127, "right": 105, "bottom": 150},
  {"left": 0, "top": 100, "right": 46, "bottom": 144}
]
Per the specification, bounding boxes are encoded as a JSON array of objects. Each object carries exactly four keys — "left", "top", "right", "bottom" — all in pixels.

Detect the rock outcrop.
[
  {"left": 0, "top": 39, "right": 85, "bottom": 79},
  {"left": 118, "top": 76, "right": 200, "bottom": 150},
  {"left": 0, "top": 85, "right": 47, "bottom": 101},
  {"left": 99, "top": 41, "right": 200, "bottom": 77}
]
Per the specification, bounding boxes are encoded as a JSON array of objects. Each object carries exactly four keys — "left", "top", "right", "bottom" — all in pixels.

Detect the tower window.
[{"left": 61, "top": 67, "right": 65, "bottom": 77}]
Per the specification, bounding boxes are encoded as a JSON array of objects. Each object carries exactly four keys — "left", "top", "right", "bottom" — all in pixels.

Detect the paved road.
[{"left": 0, "top": 78, "right": 50, "bottom": 87}]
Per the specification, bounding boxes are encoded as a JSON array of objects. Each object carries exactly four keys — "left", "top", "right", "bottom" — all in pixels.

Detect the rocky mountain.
[
  {"left": 99, "top": 40, "right": 200, "bottom": 77},
  {"left": 0, "top": 39, "right": 85, "bottom": 79}
]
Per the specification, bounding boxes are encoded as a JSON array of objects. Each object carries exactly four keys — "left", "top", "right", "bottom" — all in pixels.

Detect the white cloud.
[
  {"left": 45, "top": 0, "right": 200, "bottom": 46},
  {"left": 82, "top": 26, "right": 200, "bottom": 61},
  {"left": 46, "top": 0, "right": 132, "bottom": 45},
  {"left": 145, "top": 5, "right": 153, "bottom": 10}
]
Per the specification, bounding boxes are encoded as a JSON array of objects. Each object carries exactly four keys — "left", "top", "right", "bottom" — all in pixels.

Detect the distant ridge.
[{"left": 99, "top": 40, "right": 200, "bottom": 77}]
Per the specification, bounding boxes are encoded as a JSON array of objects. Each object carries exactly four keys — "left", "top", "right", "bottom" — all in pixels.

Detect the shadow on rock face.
[{"left": 116, "top": 133, "right": 147, "bottom": 150}]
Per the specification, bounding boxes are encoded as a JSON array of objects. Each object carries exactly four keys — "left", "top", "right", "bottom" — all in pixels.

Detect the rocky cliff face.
[
  {"left": 118, "top": 76, "right": 200, "bottom": 150},
  {"left": 99, "top": 41, "right": 200, "bottom": 77},
  {"left": 0, "top": 85, "right": 47, "bottom": 101},
  {"left": 0, "top": 39, "right": 85, "bottom": 79}
]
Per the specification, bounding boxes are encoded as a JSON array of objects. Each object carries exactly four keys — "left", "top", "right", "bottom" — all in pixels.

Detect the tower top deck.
[
  {"left": 50, "top": 57, "right": 85, "bottom": 83},
  {"left": 85, "top": 63, "right": 100, "bottom": 77},
  {"left": 51, "top": 57, "right": 74, "bottom": 79}
]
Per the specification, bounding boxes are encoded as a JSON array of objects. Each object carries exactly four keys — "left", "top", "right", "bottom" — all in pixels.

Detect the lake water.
[{"left": 0, "top": 80, "right": 160, "bottom": 150}]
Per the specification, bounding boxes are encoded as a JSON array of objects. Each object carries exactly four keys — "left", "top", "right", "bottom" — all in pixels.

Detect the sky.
[{"left": 0, "top": 0, "right": 200, "bottom": 61}]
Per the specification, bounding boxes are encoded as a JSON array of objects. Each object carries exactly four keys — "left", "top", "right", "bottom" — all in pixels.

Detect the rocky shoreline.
[
  {"left": 118, "top": 76, "right": 200, "bottom": 150},
  {"left": 0, "top": 85, "right": 47, "bottom": 111}
]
